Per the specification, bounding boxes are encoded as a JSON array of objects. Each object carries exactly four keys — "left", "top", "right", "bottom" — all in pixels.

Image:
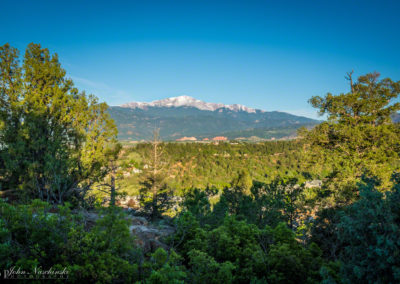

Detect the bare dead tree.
[
  {"left": 139, "top": 128, "right": 172, "bottom": 220},
  {"left": 345, "top": 70, "right": 354, "bottom": 93}
]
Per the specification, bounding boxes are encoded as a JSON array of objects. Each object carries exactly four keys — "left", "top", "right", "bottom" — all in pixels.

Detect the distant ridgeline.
[{"left": 108, "top": 96, "right": 321, "bottom": 141}]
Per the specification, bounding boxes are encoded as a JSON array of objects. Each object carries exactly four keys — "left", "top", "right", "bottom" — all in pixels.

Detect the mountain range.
[
  {"left": 121, "top": 95, "right": 258, "bottom": 113},
  {"left": 108, "top": 96, "right": 321, "bottom": 141}
]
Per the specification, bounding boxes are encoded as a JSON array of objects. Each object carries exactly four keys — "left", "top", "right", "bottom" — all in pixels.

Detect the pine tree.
[
  {"left": 139, "top": 129, "right": 173, "bottom": 220},
  {"left": 300, "top": 72, "right": 400, "bottom": 205},
  {"left": 96, "top": 142, "right": 122, "bottom": 207},
  {"left": 0, "top": 43, "right": 118, "bottom": 204}
]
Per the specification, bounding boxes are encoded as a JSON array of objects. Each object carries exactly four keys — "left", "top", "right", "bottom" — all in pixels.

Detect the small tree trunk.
[
  {"left": 109, "top": 162, "right": 117, "bottom": 207},
  {"left": 152, "top": 132, "right": 159, "bottom": 220}
]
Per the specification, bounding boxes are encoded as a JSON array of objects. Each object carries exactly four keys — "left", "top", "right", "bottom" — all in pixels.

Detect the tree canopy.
[
  {"left": 301, "top": 72, "right": 400, "bottom": 204},
  {"left": 0, "top": 43, "right": 118, "bottom": 204}
]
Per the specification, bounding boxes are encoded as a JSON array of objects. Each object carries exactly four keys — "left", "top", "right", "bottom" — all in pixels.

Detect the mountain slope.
[
  {"left": 109, "top": 96, "right": 321, "bottom": 141},
  {"left": 121, "top": 95, "right": 257, "bottom": 113}
]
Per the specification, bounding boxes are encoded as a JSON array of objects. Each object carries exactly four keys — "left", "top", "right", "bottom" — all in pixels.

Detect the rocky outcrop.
[
  {"left": 124, "top": 214, "right": 174, "bottom": 253},
  {"left": 129, "top": 221, "right": 174, "bottom": 253},
  {"left": 304, "top": 180, "right": 322, "bottom": 188},
  {"left": 117, "top": 196, "right": 140, "bottom": 209},
  {"left": 80, "top": 209, "right": 175, "bottom": 253}
]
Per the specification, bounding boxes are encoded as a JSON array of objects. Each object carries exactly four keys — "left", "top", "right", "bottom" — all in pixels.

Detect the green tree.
[
  {"left": 181, "top": 186, "right": 217, "bottom": 226},
  {"left": 301, "top": 72, "right": 400, "bottom": 205},
  {"left": 336, "top": 176, "right": 400, "bottom": 283},
  {"left": 171, "top": 213, "right": 328, "bottom": 283},
  {"left": 0, "top": 43, "right": 118, "bottom": 204},
  {"left": 187, "top": 249, "right": 235, "bottom": 284},
  {"left": 145, "top": 248, "right": 187, "bottom": 283},
  {"left": 96, "top": 142, "right": 123, "bottom": 207},
  {"left": 234, "top": 169, "right": 252, "bottom": 195},
  {"left": 139, "top": 129, "right": 173, "bottom": 220},
  {"left": 0, "top": 199, "right": 140, "bottom": 283}
]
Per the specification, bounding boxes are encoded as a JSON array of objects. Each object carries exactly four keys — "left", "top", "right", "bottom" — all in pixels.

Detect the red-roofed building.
[
  {"left": 176, "top": 136, "right": 197, "bottom": 141},
  {"left": 212, "top": 136, "right": 228, "bottom": 141}
]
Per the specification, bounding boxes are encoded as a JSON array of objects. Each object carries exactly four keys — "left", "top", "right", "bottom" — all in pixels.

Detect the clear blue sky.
[{"left": 1, "top": 0, "right": 399, "bottom": 118}]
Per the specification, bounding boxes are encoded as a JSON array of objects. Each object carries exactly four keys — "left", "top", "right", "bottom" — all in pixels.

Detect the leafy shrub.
[{"left": 0, "top": 199, "right": 140, "bottom": 283}]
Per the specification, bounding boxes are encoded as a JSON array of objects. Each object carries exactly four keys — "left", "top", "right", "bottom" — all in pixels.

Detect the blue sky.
[{"left": 1, "top": 0, "right": 399, "bottom": 118}]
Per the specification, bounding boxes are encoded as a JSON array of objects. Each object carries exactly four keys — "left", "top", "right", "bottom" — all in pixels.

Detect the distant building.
[
  {"left": 203, "top": 138, "right": 209, "bottom": 141},
  {"left": 176, "top": 136, "right": 197, "bottom": 141},
  {"left": 212, "top": 136, "right": 228, "bottom": 141}
]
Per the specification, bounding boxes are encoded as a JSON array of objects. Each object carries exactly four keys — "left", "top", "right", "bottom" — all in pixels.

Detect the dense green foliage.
[
  {"left": 0, "top": 43, "right": 118, "bottom": 204},
  {"left": 171, "top": 214, "right": 328, "bottom": 283},
  {"left": 0, "top": 200, "right": 140, "bottom": 282},
  {"left": 117, "top": 140, "right": 328, "bottom": 195},
  {"left": 337, "top": 176, "right": 400, "bottom": 283},
  {"left": 4, "top": 176, "right": 400, "bottom": 283},
  {"left": 168, "top": 181, "right": 332, "bottom": 283},
  {"left": 2, "top": 44, "right": 400, "bottom": 283},
  {"left": 301, "top": 72, "right": 400, "bottom": 205}
]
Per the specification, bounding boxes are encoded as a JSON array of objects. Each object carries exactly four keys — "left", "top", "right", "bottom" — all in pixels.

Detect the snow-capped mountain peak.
[{"left": 120, "top": 95, "right": 259, "bottom": 113}]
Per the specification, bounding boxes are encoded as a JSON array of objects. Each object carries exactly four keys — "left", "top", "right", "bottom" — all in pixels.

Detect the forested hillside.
[
  {"left": 1, "top": 43, "right": 400, "bottom": 283},
  {"left": 108, "top": 104, "right": 319, "bottom": 141},
  {"left": 114, "top": 140, "right": 328, "bottom": 196}
]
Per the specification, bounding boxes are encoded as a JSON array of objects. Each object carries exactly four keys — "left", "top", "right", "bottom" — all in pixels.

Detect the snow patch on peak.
[{"left": 120, "top": 95, "right": 260, "bottom": 113}]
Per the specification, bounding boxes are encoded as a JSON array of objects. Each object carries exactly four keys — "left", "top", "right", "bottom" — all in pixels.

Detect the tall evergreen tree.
[
  {"left": 0, "top": 43, "right": 118, "bottom": 204},
  {"left": 300, "top": 72, "right": 400, "bottom": 205},
  {"left": 336, "top": 176, "right": 400, "bottom": 283}
]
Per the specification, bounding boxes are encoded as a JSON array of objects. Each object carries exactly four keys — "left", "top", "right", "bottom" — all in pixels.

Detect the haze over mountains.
[{"left": 109, "top": 96, "right": 321, "bottom": 141}]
